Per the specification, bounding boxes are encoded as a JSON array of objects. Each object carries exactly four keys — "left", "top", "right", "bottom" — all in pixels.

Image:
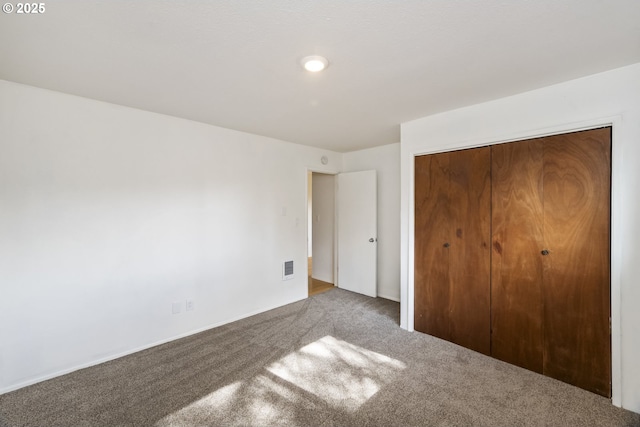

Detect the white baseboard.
[
  {"left": 0, "top": 296, "right": 307, "bottom": 395},
  {"left": 377, "top": 293, "right": 400, "bottom": 302}
]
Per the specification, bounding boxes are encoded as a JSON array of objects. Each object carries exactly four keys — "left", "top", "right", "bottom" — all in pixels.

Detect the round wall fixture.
[
  {"left": 321, "top": 155, "right": 329, "bottom": 165},
  {"left": 302, "top": 55, "right": 329, "bottom": 72}
]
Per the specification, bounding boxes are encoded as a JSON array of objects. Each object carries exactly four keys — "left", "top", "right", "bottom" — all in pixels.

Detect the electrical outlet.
[
  {"left": 172, "top": 302, "right": 182, "bottom": 315},
  {"left": 186, "top": 300, "right": 194, "bottom": 311}
]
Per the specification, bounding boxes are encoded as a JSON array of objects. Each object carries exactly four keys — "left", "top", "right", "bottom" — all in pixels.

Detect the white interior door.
[{"left": 337, "top": 170, "right": 377, "bottom": 297}]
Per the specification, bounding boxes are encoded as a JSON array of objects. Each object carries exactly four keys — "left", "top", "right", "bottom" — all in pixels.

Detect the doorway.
[{"left": 308, "top": 172, "right": 335, "bottom": 296}]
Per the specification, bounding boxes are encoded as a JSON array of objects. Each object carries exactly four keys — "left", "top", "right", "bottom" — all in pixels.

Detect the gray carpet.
[{"left": 1, "top": 288, "right": 638, "bottom": 427}]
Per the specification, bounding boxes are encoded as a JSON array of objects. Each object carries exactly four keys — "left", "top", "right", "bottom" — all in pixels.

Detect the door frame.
[
  {"left": 405, "top": 115, "right": 622, "bottom": 405},
  {"left": 306, "top": 167, "right": 339, "bottom": 296}
]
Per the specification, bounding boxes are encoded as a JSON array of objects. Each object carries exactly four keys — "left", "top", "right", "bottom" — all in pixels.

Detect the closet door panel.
[
  {"left": 542, "top": 128, "right": 611, "bottom": 397},
  {"left": 491, "top": 140, "right": 545, "bottom": 372},
  {"left": 448, "top": 147, "right": 491, "bottom": 355},
  {"left": 414, "top": 153, "right": 451, "bottom": 338}
]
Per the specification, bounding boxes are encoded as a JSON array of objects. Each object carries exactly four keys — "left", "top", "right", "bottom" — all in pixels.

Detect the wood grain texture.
[
  {"left": 542, "top": 127, "right": 611, "bottom": 397},
  {"left": 491, "top": 140, "right": 545, "bottom": 372},
  {"left": 416, "top": 129, "right": 611, "bottom": 397},
  {"left": 448, "top": 147, "right": 491, "bottom": 354},
  {"left": 414, "top": 153, "right": 451, "bottom": 339},
  {"left": 414, "top": 149, "right": 491, "bottom": 354}
]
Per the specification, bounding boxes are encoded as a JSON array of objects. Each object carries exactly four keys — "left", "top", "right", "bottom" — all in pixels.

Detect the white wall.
[
  {"left": 0, "top": 80, "right": 342, "bottom": 393},
  {"left": 400, "top": 63, "right": 640, "bottom": 413},
  {"left": 311, "top": 173, "right": 335, "bottom": 283},
  {"left": 343, "top": 143, "right": 401, "bottom": 301}
]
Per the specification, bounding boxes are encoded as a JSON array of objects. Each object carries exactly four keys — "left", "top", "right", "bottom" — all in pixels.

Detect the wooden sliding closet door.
[
  {"left": 542, "top": 128, "right": 611, "bottom": 397},
  {"left": 414, "top": 153, "right": 451, "bottom": 341},
  {"left": 415, "top": 148, "right": 491, "bottom": 355},
  {"left": 491, "top": 140, "right": 545, "bottom": 373},
  {"left": 491, "top": 127, "right": 611, "bottom": 397}
]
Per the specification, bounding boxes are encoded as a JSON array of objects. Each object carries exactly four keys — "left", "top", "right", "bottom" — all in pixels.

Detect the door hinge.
[{"left": 609, "top": 317, "right": 612, "bottom": 334}]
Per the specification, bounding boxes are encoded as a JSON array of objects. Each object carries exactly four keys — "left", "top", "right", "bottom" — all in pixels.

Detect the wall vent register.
[{"left": 283, "top": 260, "right": 294, "bottom": 280}]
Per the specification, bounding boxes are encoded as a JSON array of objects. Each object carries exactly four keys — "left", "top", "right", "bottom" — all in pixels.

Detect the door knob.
[
  {"left": 443, "top": 242, "right": 450, "bottom": 248},
  {"left": 369, "top": 238, "right": 376, "bottom": 242},
  {"left": 541, "top": 249, "right": 550, "bottom": 256}
]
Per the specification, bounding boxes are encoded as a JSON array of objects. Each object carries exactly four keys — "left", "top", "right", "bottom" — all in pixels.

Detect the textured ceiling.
[{"left": 1, "top": 0, "right": 639, "bottom": 152}]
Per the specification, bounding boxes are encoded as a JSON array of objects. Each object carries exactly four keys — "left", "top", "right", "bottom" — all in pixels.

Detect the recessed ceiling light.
[{"left": 301, "top": 55, "right": 329, "bottom": 72}]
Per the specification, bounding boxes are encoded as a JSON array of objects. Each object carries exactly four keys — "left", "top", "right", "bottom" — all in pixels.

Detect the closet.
[
  {"left": 414, "top": 147, "right": 491, "bottom": 355},
  {"left": 414, "top": 127, "right": 611, "bottom": 397}
]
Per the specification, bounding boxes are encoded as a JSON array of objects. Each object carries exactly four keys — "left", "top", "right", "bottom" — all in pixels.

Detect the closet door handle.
[
  {"left": 443, "top": 242, "right": 450, "bottom": 248},
  {"left": 541, "top": 249, "right": 550, "bottom": 256}
]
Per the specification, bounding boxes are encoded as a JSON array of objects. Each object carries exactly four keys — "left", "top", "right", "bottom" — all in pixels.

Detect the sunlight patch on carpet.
[
  {"left": 155, "top": 336, "right": 405, "bottom": 425},
  {"left": 267, "top": 335, "right": 406, "bottom": 411},
  {"left": 155, "top": 378, "right": 288, "bottom": 426}
]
